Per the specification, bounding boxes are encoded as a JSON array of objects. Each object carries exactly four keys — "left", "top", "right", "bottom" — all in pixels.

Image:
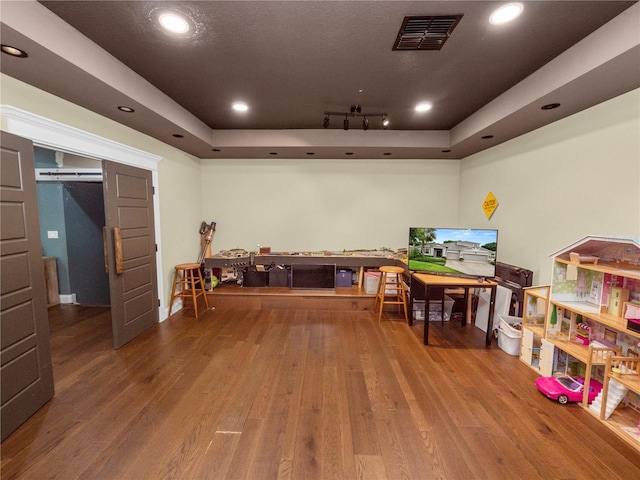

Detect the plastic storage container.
[
  {"left": 498, "top": 314, "right": 523, "bottom": 356},
  {"left": 413, "top": 300, "right": 425, "bottom": 321},
  {"left": 364, "top": 271, "right": 400, "bottom": 295},
  {"left": 428, "top": 295, "right": 454, "bottom": 321}
]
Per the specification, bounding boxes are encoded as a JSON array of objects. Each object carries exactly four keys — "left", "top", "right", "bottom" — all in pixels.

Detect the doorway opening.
[{"left": 35, "top": 147, "right": 112, "bottom": 346}]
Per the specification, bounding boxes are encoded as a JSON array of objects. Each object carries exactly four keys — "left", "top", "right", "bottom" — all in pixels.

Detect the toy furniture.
[{"left": 521, "top": 235, "right": 640, "bottom": 452}]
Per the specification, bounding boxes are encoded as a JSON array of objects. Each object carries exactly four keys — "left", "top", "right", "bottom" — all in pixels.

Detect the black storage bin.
[
  {"left": 243, "top": 267, "right": 267, "bottom": 287},
  {"left": 268, "top": 266, "right": 288, "bottom": 287}
]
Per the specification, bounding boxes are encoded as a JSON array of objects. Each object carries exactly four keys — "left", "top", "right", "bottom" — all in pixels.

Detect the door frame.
[{"left": 1, "top": 105, "right": 168, "bottom": 320}]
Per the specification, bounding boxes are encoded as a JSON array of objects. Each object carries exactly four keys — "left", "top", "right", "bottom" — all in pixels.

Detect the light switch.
[{"left": 47, "top": 231, "right": 59, "bottom": 239}]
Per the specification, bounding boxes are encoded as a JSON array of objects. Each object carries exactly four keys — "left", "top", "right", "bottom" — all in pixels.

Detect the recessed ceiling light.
[
  {"left": 541, "top": 103, "right": 561, "bottom": 110},
  {"left": 232, "top": 102, "right": 249, "bottom": 112},
  {"left": 490, "top": 3, "right": 524, "bottom": 25},
  {"left": 117, "top": 106, "right": 135, "bottom": 113},
  {"left": 415, "top": 102, "right": 432, "bottom": 112},
  {"left": 382, "top": 117, "right": 390, "bottom": 127},
  {"left": 158, "top": 12, "right": 190, "bottom": 34},
  {"left": 1, "top": 44, "right": 28, "bottom": 58}
]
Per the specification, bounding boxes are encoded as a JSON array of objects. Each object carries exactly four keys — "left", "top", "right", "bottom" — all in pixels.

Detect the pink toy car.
[{"left": 535, "top": 375, "right": 603, "bottom": 405}]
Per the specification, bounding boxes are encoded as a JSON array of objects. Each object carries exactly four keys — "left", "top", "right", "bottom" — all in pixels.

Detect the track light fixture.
[{"left": 323, "top": 105, "right": 388, "bottom": 130}]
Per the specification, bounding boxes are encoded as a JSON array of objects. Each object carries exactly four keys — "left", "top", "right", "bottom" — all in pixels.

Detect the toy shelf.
[
  {"left": 520, "top": 285, "right": 551, "bottom": 374},
  {"left": 523, "top": 323, "right": 545, "bottom": 338},
  {"left": 595, "top": 356, "right": 640, "bottom": 451},
  {"left": 550, "top": 299, "right": 640, "bottom": 340},
  {"left": 554, "top": 257, "right": 640, "bottom": 281}
]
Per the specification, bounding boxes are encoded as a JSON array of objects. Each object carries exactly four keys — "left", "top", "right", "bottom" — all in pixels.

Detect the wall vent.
[{"left": 393, "top": 15, "right": 463, "bottom": 51}]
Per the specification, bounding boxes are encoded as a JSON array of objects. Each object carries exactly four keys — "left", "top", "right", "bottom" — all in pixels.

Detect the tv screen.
[
  {"left": 408, "top": 228, "right": 498, "bottom": 278},
  {"left": 291, "top": 264, "right": 336, "bottom": 289}
]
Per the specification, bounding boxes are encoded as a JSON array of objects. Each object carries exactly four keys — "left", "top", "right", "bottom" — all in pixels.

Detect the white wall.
[
  {"left": 458, "top": 88, "right": 640, "bottom": 284},
  {"left": 0, "top": 74, "right": 204, "bottom": 311},
  {"left": 4, "top": 73, "right": 637, "bottom": 296},
  {"left": 200, "top": 158, "right": 460, "bottom": 253}
]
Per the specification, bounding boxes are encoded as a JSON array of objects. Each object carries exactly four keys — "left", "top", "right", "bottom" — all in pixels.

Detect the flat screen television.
[
  {"left": 408, "top": 227, "right": 498, "bottom": 278},
  {"left": 291, "top": 263, "right": 336, "bottom": 289}
]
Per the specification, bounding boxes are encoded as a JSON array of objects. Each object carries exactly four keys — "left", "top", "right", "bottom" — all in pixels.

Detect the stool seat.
[
  {"left": 169, "top": 263, "right": 210, "bottom": 318},
  {"left": 374, "top": 266, "right": 408, "bottom": 323},
  {"left": 379, "top": 266, "right": 404, "bottom": 274},
  {"left": 177, "top": 262, "right": 201, "bottom": 270}
]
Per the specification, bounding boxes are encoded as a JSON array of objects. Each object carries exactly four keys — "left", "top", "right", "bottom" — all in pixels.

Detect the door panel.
[
  {"left": 1, "top": 131, "right": 54, "bottom": 441},
  {"left": 102, "top": 161, "right": 158, "bottom": 349}
]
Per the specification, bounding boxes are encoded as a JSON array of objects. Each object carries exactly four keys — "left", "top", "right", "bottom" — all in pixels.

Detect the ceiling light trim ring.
[
  {"left": 150, "top": 7, "right": 196, "bottom": 37},
  {"left": 489, "top": 3, "right": 524, "bottom": 25},
  {"left": 1, "top": 44, "right": 28, "bottom": 58}
]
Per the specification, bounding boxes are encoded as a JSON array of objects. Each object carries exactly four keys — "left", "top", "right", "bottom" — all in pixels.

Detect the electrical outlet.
[{"left": 47, "top": 231, "right": 59, "bottom": 239}]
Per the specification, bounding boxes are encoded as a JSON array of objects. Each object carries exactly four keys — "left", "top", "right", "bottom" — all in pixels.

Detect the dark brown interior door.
[
  {"left": 1, "top": 131, "right": 54, "bottom": 441},
  {"left": 102, "top": 160, "right": 158, "bottom": 349}
]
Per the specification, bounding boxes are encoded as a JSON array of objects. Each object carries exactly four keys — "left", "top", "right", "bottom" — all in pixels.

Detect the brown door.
[
  {"left": 1, "top": 132, "right": 54, "bottom": 441},
  {"left": 102, "top": 161, "right": 158, "bottom": 349}
]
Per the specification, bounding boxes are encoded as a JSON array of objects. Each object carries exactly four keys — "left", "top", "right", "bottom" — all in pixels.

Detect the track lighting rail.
[{"left": 323, "top": 106, "right": 389, "bottom": 130}]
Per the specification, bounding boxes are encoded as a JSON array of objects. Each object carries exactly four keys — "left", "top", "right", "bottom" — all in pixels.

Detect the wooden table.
[{"left": 410, "top": 273, "right": 497, "bottom": 346}]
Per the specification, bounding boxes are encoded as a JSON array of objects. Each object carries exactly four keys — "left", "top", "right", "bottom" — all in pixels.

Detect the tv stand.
[{"left": 410, "top": 273, "right": 498, "bottom": 346}]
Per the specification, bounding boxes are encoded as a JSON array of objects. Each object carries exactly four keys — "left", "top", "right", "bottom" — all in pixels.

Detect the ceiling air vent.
[{"left": 393, "top": 15, "right": 463, "bottom": 51}]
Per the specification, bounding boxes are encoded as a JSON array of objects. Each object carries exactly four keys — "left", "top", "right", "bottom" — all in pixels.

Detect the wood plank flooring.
[{"left": 2, "top": 303, "right": 640, "bottom": 479}]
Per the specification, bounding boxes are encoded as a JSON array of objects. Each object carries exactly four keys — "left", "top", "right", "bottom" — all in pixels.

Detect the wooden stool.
[
  {"left": 168, "top": 263, "right": 210, "bottom": 318},
  {"left": 374, "top": 266, "right": 408, "bottom": 323}
]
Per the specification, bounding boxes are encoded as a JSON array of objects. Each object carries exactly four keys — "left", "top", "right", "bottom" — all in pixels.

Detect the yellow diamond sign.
[{"left": 482, "top": 192, "right": 499, "bottom": 219}]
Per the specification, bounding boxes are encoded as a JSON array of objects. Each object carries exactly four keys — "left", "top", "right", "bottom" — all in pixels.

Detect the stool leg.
[
  {"left": 168, "top": 269, "right": 180, "bottom": 317},
  {"left": 187, "top": 268, "right": 199, "bottom": 318},
  {"left": 196, "top": 267, "right": 210, "bottom": 310},
  {"left": 373, "top": 273, "right": 381, "bottom": 313},
  {"left": 398, "top": 274, "right": 408, "bottom": 323},
  {"left": 378, "top": 272, "right": 387, "bottom": 322},
  {"left": 394, "top": 273, "right": 402, "bottom": 316}
]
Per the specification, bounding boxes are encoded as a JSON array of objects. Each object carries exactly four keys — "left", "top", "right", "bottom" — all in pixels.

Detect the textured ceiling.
[{"left": 1, "top": 1, "right": 639, "bottom": 159}]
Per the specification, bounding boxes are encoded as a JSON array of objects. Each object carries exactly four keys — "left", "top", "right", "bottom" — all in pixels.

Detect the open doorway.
[
  {"left": 4, "top": 106, "right": 164, "bottom": 345},
  {"left": 34, "top": 146, "right": 112, "bottom": 341},
  {"left": 34, "top": 144, "right": 160, "bottom": 349}
]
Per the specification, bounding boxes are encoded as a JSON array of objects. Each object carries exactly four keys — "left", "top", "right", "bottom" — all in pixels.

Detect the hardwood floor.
[{"left": 2, "top": 302, "right": 640, "bottom": 479}]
